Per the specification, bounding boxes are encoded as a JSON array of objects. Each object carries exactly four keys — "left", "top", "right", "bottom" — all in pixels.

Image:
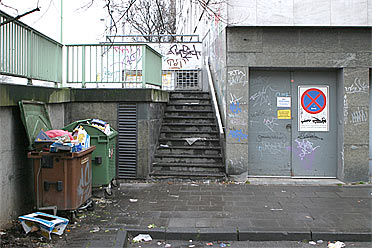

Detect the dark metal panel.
[
  {"left": 117, "top": 103, "right": 137, "bottom": 179},
  {"left": 248, "top": 71, "right": 292, "bottom": 176},
  {"left": 291, "top": 71, "right": 337, "bottom": 177}
]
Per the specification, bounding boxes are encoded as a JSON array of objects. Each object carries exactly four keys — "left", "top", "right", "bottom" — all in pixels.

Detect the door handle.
[{"left": 286, "top": 124, "right": 292, "bottom": 129}]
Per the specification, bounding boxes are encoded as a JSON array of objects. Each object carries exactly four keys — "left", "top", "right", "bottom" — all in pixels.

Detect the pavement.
[{"left": 48, "top": 179, "right": 372, "bottom": 247}]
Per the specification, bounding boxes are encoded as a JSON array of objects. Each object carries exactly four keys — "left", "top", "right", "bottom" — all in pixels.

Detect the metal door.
[
  {"left": 248, "top": 70, "right": 337, "bottom": 177},
  {"left": 248, "top": 71, "right": 292, "bottom": 176},
  {"left": 291, "top": 71, "right": 337, "bottom": 177}
]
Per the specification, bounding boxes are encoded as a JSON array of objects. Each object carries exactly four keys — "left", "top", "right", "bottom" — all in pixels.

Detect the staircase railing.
[
  {"left": 205, "top": 56, "right": 226, "bottom": 174},
  {"left": 0, "top": 10, "right": 62, "bottom": 85},
  {"left": 205, "top": 56, "right": 224, "bottom": 136}
]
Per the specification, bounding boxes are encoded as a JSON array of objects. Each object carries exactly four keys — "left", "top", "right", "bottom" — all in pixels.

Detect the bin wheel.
[
  {"left": 104, "top": 187, "right": 113, "bottom": 198},
  {"left": 111, "top": 179, "right": 118, "bottom": 188},
  {"left": 67, "top": 211, "right": 78, "bottom": 222},
  {"left": 87, "top": 200, "right": 95, "bottom": 211}
]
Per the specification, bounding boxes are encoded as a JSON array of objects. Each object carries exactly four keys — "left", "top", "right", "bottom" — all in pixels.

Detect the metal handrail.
[
  {"left": 0, "top": 10, "right": 62, "bottom": 85},
  {"left": 205, "top": 56, "right": 224, "bottom": 135},
  {"left": 66, "top": 44, "right": 162, "bottom": 88}
]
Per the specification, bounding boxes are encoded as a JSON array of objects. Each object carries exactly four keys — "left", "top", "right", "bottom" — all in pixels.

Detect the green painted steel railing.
[
  {"left": 0, "top": 10, "right": 62, "bottom": 84},
  {"left": 66, "top": 44, "right": 162, "bottom": 88}
]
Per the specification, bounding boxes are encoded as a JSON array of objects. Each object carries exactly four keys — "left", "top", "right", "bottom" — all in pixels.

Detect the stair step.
[
  {"left": 153, "top": 162, "right": 224, "bottom": 168},
  {"left": 152, "top": 90, "right": 225, "bottom": 179},
  {"left": 158, "top": 138, "right": 220, "bottom": 146},
  {"left": 159, "top": 138, "right": 220, "bottom": 142},
  {"left": 167, "top": 103, "right": 212, "bottom": 106},
  {"left": 155, "top": 154, "right": 222, "bottom": 159},
  {"left": 161, "top": 130, "right": 218, "bottom": 134},
  {"left": 166, "top": 109, "right": 213, "bottom": 112},
  {"left": 150, "top": 171, "right": 226, "bottom": 178},
  {"left": 170, "top": 96, "right": 211, "bottom": 100},
  {"left": 164, "top": 116, "right": 215, "bottom": 119},
  {"left": 161, "top": 126, "right": 217, "bottom": 132},
  {"left": 162, "top": 123, "right": 216, "bottom": 126},
  {"left": 158, "top": 145, "right": 221, "bottom": 150},
  {"left": 171, "top": 91, "right": 208, "bottom": 93}
]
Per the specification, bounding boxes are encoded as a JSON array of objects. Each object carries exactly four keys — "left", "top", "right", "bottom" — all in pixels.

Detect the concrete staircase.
[{"left": 151, "top": 91, "right": 225, "bottom": 178}]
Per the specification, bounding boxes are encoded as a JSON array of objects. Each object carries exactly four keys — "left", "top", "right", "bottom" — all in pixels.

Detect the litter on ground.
[{"left": 133, "top": 234, "right": 152, "bottom": 242}]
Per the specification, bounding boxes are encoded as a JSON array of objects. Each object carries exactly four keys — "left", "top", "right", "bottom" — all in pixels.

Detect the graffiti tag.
[
  {"left": 295, "top": 139, "right": 319, "bottom": 160},
  {"left": 229, "top": 129, "right": 248, "bottom": 142}
]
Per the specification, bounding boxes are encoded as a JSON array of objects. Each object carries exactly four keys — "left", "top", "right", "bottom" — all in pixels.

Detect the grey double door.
[{"left": 248, "top": 70, "right": 337, "bottom": 177}]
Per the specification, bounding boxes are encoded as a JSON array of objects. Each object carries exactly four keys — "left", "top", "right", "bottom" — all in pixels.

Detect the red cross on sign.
[{"left": 301, "top": 88, "right": 326, "bottom": 114}]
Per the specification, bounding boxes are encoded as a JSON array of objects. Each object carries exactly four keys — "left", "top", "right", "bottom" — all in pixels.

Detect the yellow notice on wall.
[{"left": 277, "top": 109, "right": 291, "bottom": 119}]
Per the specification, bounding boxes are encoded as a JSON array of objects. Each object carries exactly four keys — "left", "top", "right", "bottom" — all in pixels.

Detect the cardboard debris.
[
  {"left": 185, "top": 137, "right": 207, "bottom": 145},
  {"left": 18, "top": 212, "right": 69, "bottom": 239},
  {"left": 133, "top": 234, "right": 152, "bottom": 242}
]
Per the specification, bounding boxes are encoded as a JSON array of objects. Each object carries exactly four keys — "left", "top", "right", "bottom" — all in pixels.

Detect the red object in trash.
[{"left": 45, "top": 130, "right": 73, "bottom": 140}]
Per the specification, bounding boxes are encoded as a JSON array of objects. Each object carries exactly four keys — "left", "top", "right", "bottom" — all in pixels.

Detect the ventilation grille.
[
  {"left": 175, "top": 70, "right": 200, "bottom": 90},
  {"left": 117, "top": 103, "right": 137, "bottom": 179}
]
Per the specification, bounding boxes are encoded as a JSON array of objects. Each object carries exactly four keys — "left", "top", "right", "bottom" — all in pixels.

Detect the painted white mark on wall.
[
  {"left": 250, "top": 85, "right": 276, "bottom": 107},
  {"left": 228, "top": 69, "right": 248, "bottom": 86},
  {"left": 344, "top": 95, "right": 349, "bottom": 124},
  {"left": 263, "top": 117, "right": 279, "bottom": 132},
  {"left": 351, "top": 107, "right": 368, "bottom": 125},
  {"left": 345, "top": 78, "right": 369, "bottom": 94},
  {"left": 257, "top": 142, "right": 287, "bottom": 156}
]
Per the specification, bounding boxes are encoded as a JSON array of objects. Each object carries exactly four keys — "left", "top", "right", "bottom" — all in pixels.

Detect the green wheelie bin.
[{"left": 63, "top": 119, "right": 118, "bottom": 196}]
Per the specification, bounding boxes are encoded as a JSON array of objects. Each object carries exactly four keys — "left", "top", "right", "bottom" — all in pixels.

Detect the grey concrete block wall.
[
  {"left": 211, "top": 26, "right": 372, "bottom": 182},
  {"left": 65, "top": 102, "right": 118, "bottom": 130},
  {"left": 343, "top": 68, "right": 370, "bottom": 182},
  {"left": 0, "top": 106, "right": 33, "bottom": 228},
  {"left": 0, "top": 85, "right": 168, "bottom": 228},
  {"left": 137, "top": 102, "right": 166, "bottom": 178},
  {"left": 0, "top": 102, "right": 68, "bottom": 228},
  {"left": 225, "top": 67, "right": 249, "bottom": 175}
]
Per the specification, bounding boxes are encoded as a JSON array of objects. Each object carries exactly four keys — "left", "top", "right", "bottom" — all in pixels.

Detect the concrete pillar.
[
  {"left": 343, "top": 68, "right": 370, "bottom": 182},
  {"left": 225, "top": 66, "right": 249, "bottom": 175}
]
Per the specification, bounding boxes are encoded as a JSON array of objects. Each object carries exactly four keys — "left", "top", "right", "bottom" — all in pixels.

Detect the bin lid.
[{"left": 19, "top": 100, "right": 53, "bottom": 150}]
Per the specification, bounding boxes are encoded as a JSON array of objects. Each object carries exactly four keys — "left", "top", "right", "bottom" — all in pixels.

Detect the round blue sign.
[{"left": 301, "top": 88, "right": 326, "bottom": 114}]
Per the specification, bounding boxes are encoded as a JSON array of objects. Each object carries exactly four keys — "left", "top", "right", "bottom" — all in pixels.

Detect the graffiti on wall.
[
  {"left": 294, "top": 139, "right": 320, "bottom": 161},
  {"left": 345, "top": 78, "right": 369, "bottom": 94},
  {"left": 164, "top": 44, "right": 201, "bottom": 70},
  {"left": 101, "top": 46, "right": 143, "bottom": 82},
  {"left": 351, "top": 107, "right": 368, "bottom": 125},
  {"left": 227, "top": 69, "right": 248, "bottom": 141}
]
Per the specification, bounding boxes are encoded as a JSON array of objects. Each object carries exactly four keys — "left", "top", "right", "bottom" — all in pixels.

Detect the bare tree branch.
[
  {"left": 0, "top": 0, "right": 19, "bottom": 13},
  {"left": 0, "top": 7, "right": 40, "bottom": 27}
]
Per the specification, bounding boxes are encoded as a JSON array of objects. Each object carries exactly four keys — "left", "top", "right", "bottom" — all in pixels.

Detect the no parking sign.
[{"left": 298, "top": 86, "right": 329, "bottom": 131}]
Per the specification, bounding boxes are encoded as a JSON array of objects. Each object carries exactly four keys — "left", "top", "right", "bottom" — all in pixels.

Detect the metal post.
[
  {"left": 141, "top": 45, "right": 146, "bottom": 88},
  {"left": 369, "top": 70, "right": 372, "bottom": 183},
  {"left": 60, "top": 0, "right": 63, "bottom": 44},
  {"left": 82, "top": 46, "right": 86, "bottom": 88}
]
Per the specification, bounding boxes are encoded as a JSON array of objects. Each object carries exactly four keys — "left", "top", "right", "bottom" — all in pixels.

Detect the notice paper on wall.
[
  {"left": 277, "top": 97, "right": 291, "bottom": 108},
  {"left": 277, "top": 109, "right": 291, "bottom": 119}
]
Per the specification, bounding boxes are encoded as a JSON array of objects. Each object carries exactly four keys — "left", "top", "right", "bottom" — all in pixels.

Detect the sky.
[{"left": 0, "top": 0, "right": 108, "bottom": 44}]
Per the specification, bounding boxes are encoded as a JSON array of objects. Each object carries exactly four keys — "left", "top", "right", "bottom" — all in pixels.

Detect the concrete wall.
[
  {"left": 0, "top": 84, "right": 168, "bottom": 228},
  {"left": 216, "top": 26, "right": 371, "bottom": 181},
  {"left": 228, "top": 0, "right": 372, "bottom": 26},
  {"left": 0, "top": 102, "right": 66, "bottom": 229},
  {"left": 137, "top": 102, "right": 166, "bottom": 178}
]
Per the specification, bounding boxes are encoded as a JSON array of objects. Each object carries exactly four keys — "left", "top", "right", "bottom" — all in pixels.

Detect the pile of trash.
[
  {"left": 35, "top": 127, "right": 90, "bottom": 153},
  {"left": 34, "top": 119, "right": 111, "bottom": 153}
]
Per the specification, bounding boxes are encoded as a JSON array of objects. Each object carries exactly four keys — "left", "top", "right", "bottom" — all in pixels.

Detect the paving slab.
[{"left": 49, "top": 180, "right": 372, "bottom": 247}]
